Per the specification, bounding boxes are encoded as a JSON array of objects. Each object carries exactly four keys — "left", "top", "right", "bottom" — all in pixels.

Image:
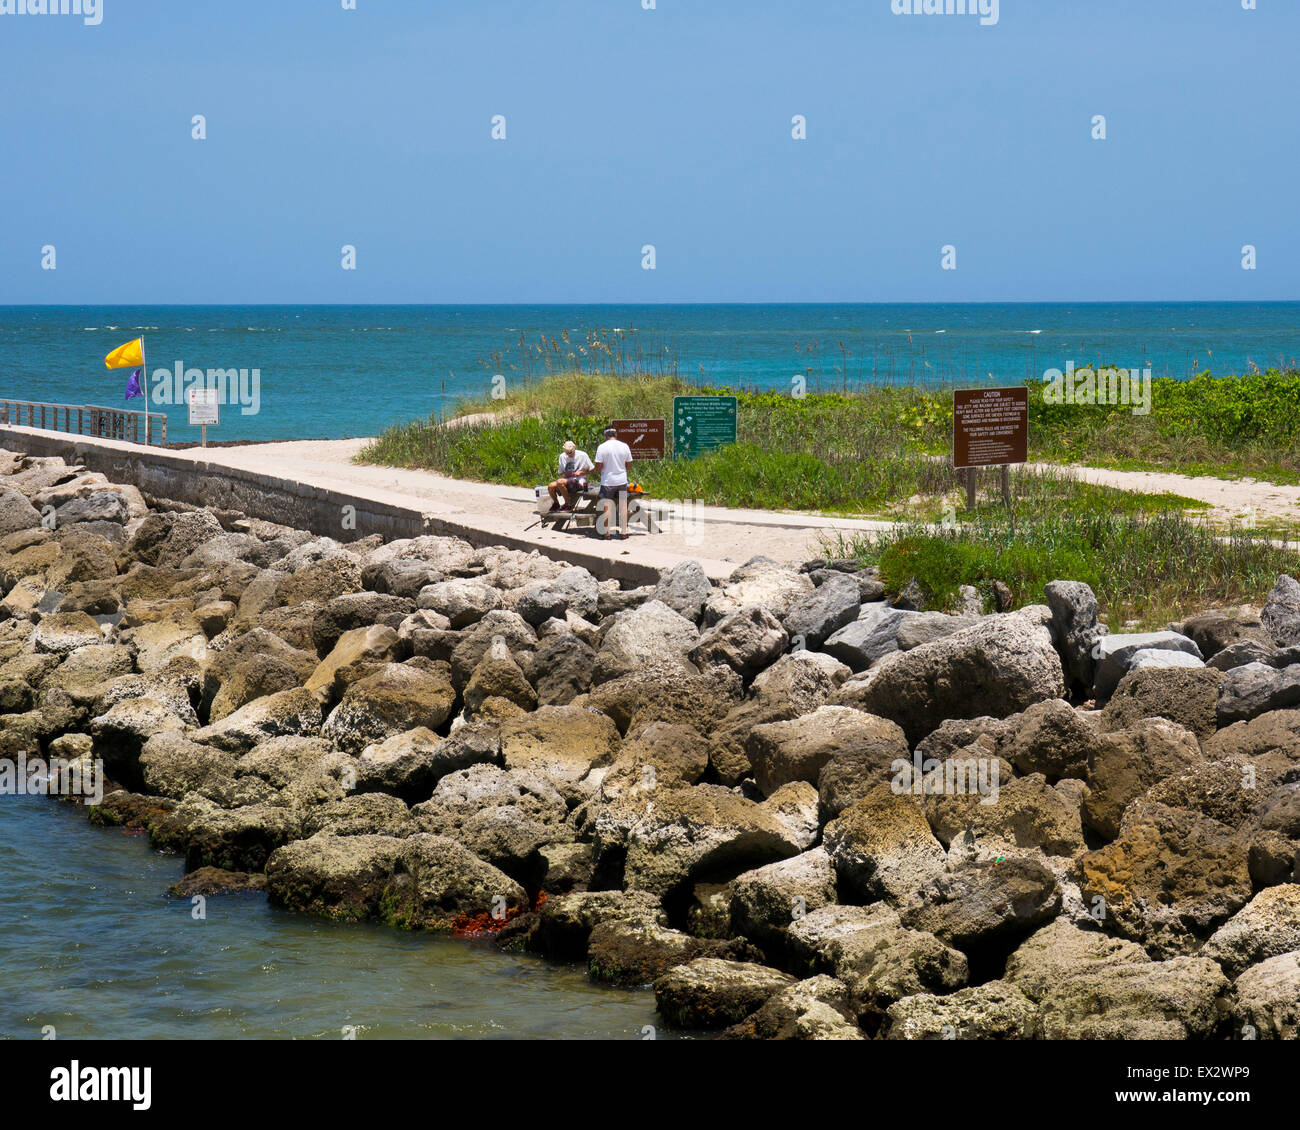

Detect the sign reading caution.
[{"left": 672, "top": 395, "right": 737, "bottom": 459}]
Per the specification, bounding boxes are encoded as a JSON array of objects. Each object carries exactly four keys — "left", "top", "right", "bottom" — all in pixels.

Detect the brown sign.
[
  {"left": 953, "top": 387, "right": 1028, "bottom": 468},
  {"left": 610, "top": 418, "right": 665, "bottom": 460}
]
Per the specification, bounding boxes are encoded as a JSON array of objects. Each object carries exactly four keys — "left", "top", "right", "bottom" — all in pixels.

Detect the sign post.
[
  {"left": 672, "top": 395, "right": 738, "bottom": 459},
  {"left": 187, "top": 387, "right": 220, "bottom": 447},
  {"left": 952, "top": 387, "right": 1028, "bottom": 511},
  {"left": 610, "top": 418, "right": 665, "bottom": 461}
]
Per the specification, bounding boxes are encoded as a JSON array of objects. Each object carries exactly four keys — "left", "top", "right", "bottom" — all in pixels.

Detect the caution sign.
[
  {"left": 953, "top": 387, "right": 1028, "bottom": 469},
  {"left": 610, "top": 418, "right": 665, "bottom": 460}
]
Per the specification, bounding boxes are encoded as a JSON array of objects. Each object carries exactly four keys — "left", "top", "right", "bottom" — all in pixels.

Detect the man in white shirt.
[
  {"left": 547, "top": 440, "right": 594, "bottom": 511},
  {"left": 593, "top": 426, "right": 634, "bottom": 539}
]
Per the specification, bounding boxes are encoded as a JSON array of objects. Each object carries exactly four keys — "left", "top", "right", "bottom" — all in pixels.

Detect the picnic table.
[{"left": 538, "top": 485, "right": 660, "bottom": 534}]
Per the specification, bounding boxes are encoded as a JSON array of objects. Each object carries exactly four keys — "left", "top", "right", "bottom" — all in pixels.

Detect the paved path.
[
  {"left": 193, "top": 440, "right": 1300, "bottom": 579},
  {"left": 195, "top": 439, "right": 893, "bottom": 576}
]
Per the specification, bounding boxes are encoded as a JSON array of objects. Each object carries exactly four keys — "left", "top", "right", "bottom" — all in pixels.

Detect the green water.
[{"left": 0, "top": 796, "right": 671, "bottom": 1040}]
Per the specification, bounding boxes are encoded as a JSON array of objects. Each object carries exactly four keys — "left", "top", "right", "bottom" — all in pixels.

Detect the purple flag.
[{"left": 125, "top": 369, "right": 142, "bottom": 401}]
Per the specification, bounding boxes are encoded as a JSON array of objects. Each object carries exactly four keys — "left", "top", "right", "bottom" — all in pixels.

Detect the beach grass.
[{"left": 826, "top": 511, "right": 1299, "bottom": 628}]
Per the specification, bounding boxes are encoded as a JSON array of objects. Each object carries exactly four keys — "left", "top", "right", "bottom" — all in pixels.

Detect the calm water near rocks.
[{"left": 0, "top": 795, "right": 670, "bottom": 1041}]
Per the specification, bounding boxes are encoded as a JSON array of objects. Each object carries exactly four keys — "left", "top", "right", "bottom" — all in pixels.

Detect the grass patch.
[{"left": 828, "top": 511, "right": 1298, "bottom": 628}]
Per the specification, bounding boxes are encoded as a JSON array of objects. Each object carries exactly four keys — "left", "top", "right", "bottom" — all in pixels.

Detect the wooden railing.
[{"left": 0, "top": 399, "right": 167, "bottom": 446}]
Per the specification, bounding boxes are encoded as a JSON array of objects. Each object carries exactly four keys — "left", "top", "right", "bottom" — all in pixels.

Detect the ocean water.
[
  {"left": 1, "top": 303, "right": 1297, "bottom": 444},
  {"left": 0, "top": 796, "right": 671, "bottom": 1041}
]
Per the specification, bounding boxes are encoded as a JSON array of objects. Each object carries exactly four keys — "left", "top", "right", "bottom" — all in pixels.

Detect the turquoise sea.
[
  {"left": 0, "top": 796, "right": 669, "bottom": 1041},
  {"left": 2, "top": 303, "right": 1297, "bottom": 443}
]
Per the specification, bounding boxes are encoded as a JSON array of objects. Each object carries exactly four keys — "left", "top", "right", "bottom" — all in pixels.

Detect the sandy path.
[
  {"left": 197, "top": 440, "right": 1300, "bottom": 572},
  {"left": 1026, "top": 462, "right": 1300, "bottom": 525}
]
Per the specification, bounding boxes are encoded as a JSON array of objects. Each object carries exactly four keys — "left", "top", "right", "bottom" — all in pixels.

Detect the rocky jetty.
[{"left": 2, "top": 448, "right": 1298, "bottom": 1040}]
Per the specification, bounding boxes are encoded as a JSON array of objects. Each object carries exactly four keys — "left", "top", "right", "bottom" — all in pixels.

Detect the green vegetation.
[
  {"left": 361, "top": 373, "right": 1202, "bottom": 517},
  {"left": 1026, "top": 369, "right": 1300, "bottom": 483},
  {"left": 828, "top": 511, "right": 1299, "bottom": 629}
]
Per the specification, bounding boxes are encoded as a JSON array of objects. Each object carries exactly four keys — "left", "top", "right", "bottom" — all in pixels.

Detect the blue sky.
[{"left": 0, "top": 0, "right": 1294, "bottom": 303}]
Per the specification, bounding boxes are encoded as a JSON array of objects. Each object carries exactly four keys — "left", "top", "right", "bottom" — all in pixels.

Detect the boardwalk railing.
[{"left": 0, "top": 399, "right": 167, "bottom": 446}]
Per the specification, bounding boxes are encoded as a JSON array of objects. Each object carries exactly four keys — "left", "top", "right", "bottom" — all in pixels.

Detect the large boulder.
[
  {"left": 923, "top": 772, "right": 1087, "bottom": 861},
  {"left": 688, "top": 605, "right": 787, "bottom": 681},
  {"left": 586, "top": 919, "right": 759, "bottom": 988},
  {"left": 653, "top": 958, "right": 796, "bottom": 1029},
  {"left": 1081, "top": 800, "right": 1252, "bottom": 957},
  {"left": 192, "top": 687, "right": 323, "bottom": 753},
  {"left": 1004, "top": 919, "right": 1151, "bottom": 1002},
  {"left": 708, "top": 651, "right": 850, "bottom": 784},
  {"left": 265, "top": 832, "right": 525, "bottom": 929},
  {"left": 1262, "top": 575, "right": 1300, "bottom": 647},
  {"left": 782, "top": 573, "right": 861, "bottom": 651},
  {"left": 652, "top": 559, "right": 712, "bottom": 623},
  {"left": 1044, "top": 581, "right": 1105, "bottom": 695},
  {"left": 497, "top": 705, "right": 621, "bottom": 800},
  {"left": 883, "top": 980, "right": 1038, "bottom": 1041},
  {"left": 728, "top": 848, "right": 839, "bottom": 944},
  {"left": 592, "top": 599, "right": 699, "bottom": 685},
  {"left": 355, "top": 725, "right": 500, "bottom": 802},
  {"left": 852, "top": 610, "right": 1065, "bottom": 746},
  {"left": 822, "top": 605, "right": 917, "bottom": 672},
  {"left": 1181, "top": 608, "right": 1270, "bottom": 660},
  {"left": 1217, "top": 662, "right": 1300, "bottom": 726},
  {"left": 997, "top": 698, "right": 1098, "bottom": 781},
  {"left": 1201, "top": 885, "right": 1300, "bottom": 977},
  {"left": 1099, "top": 665, "right": 1224, "bottom": 742},
  {"left": 720, "top": 975, "right": 865, "bottom": 1041},
  {"left": 594, "top": 784, "right": 806, "bottom": 896},
  {"left": 321, "top": 660, "right": 456, "bottom": 754},
  {"left": 703, "top": 557, "right": 813, "bottom": 625},
  {"left": 1092, "top": 631, "right": 1202, "bottom": 701},
  {"left": 1082, "top": 718, "right": 1204, "bottom": 840},
  {"left": 1033, "top": 956, "right": 1229, "bottom": 1040},
  {"left": 304, "top": 624, "right": 405, "bottom": 705},
  {"left": 417, "top": 578, "right": 502, "bottom": 627},
  {"left": 1233, "top": 952, "right": 1300, "bottom": 1040},
  {"left": 515, "top": 567, "right": 598, "bottom": 625},
  {"left": 898, "top": 856, "right": 1062, "bottom": 949},
  {"left": 823, "top": 787, "right": 947, "bottom": 904},
  {"left": 747, "top": 705, "right": 906, "bottom": 798},
  {"left": 786, "top": 903, "right": 969, "bottom": 1019}
]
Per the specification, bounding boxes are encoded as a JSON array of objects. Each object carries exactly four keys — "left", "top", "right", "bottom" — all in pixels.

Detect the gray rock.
[
  {"left": 1263, "top": 575, "right": 1300, "bottom": 646},
  {"left": 689, "top": 605, "right": 788, "bottom": 681},
  {"left": 0, "top": 490, "right": 42, "bottom": 535},
  {"left": 853, "top": 610, "right": 1066, "bottom": 746},
  {"left": 1217, "top": 662, "right": 1300, "bottom": 726},
  {"left": 822, "top": 604, "right": 917, "bottom": 672},
  {"left": 1233, "top": 951, "right": 1300, "bottom": 1040},
  {"left": 1044, "top": 580, "right": 1104, "bottom": 692},
  {"left": 516, "top": 566, "right": 598, "bottom": 625},
  {"left": 653, "top": 560, "right": 712, "bottom": 622},
  {"left": 1207, "top": 639, "right": 1276, "bottom": 671},
  {"left": 781, "top": 573, "right": 861, "bottom": 651},
  {"left": 895, "top": 613, "right": 982, "bottom": 651},
  {"left": 1092, "top": 631, "right": 1202, "bottom": 701}
]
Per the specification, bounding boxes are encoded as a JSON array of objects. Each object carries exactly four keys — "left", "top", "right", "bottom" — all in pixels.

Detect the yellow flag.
[{"left": 104, "top": 337, "right": 144, "bottom": 369}]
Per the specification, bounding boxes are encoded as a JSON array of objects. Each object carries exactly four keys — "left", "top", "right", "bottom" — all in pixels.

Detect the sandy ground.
[
  {"left": 200, "top": 439, "right": 889, "bottom": 569},
  {"left": 1026, "top": 462, "right": 1300, "bottom": 526},
  {"left": 196, "top": 440, "right": 1300, "bottom": 574}
]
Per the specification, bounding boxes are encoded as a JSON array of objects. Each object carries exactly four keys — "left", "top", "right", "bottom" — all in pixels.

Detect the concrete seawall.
[{"left": 0, "top": 426, "right": 745, "bottom": 585}]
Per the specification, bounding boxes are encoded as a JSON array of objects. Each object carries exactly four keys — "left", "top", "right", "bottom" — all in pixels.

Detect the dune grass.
[{"left": 827, "top": 511, "right": 1299, "bottom": 627}]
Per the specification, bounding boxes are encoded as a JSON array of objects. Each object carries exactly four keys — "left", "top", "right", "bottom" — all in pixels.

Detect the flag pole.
[{"left": 140, "top": 336, "right": 148, "bottom": 445}]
